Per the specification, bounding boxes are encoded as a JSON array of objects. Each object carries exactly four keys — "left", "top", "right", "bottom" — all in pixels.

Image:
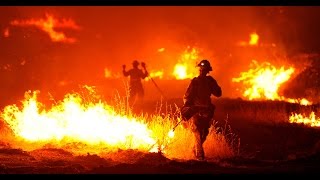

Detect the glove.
[{"left": 141, "top": 62, "right": 146, "bottom": 68}]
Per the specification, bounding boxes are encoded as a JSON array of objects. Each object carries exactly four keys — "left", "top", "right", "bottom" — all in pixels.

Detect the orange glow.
[
  {"left": 103, "top": 68, "right": 122, "bottom": 79},
  {"left": 168, "top": 130, "right": 174, "bottom": 138},
  {"left": 158, "top": 48, "right": 165, "bottom": 52},
  {"left": 20, "top": 58, "right": 26, "bottom": 66},
  {"left": 10, "top": 13, "right": 80, "bottom": 43},
  {"left": 232, "top": 60, "right": 312, "bottom": 105},
  {"left": 289, "top": 112, "right": 320, "bottom": 127},
  {"left": 173, "top": 64, "right": 188, "bottom": 80},
  {"left": 172, "top": 46, "right": 200, "bottom": 80},
  {"left": 0, "top": 87, "right": 234, "bottom": 160},
  {"left": 3, "top": 64, "right": 12, "bottom": 71},
  {"left": 1, "top": 90, "right": 162, "bottom": 153},
  {"left": 3, "top": 28, "right": 9, "bottom": 37},
  {"left": 146, "top": 70, "right": 164, "bottom": 81},
  {"left": 249, "top": 33, "right": 259, "bottom": 45},
  {"left": 238, "top": 32, "right": 259, "bottom": 46},
  {"left": 104, "top": 68, "right": 112, "bottom": 78}
]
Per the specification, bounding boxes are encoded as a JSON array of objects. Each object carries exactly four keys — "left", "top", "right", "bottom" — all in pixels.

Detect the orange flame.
[
  {"left": 146, "top": 70, "right": 164, "bottom": 81},
  {"left": 249, "top": 33, "right": 259, "bottom": 45},
  {"left": 0, "top": 86, "right": 235, "bottom": 160},
  {"left": 10, "top": 13, "right": 80, "bottom": 43},
  {"left": 173, "top": 46, "right": 201, "bottom": 80},
  {"left": 104, "top": 68, "right": 112, "bottom": 78},
  {"left": 238, "top": 32, "right": 259, "bottom": 46},
  {"left": 289, "top": 112, "right": 320, "bottom": 127},
  {"left": 104, "top": 68, "right": 122, "bottom": 79},
  {"left": 232, "top": 60, "right": 312, "bottom": 105},
  {"left": 1, "top": 90, "right": 162, "bottom": 153},
  {"left": 158, "top": 48, "right": 165, "bottom": 52}
]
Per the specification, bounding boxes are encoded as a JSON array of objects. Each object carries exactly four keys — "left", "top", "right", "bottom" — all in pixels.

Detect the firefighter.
[
  {"left": 181, "top": 59, "right": 222, "bottom": 161},
  {"left": 122, "top": 60, "right": 149, "bottom": 107}
]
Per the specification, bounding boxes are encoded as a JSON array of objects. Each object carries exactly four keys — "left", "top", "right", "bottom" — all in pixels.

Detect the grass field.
[{"left": 0, "top": 85, "right": 319, "bottom": 174}]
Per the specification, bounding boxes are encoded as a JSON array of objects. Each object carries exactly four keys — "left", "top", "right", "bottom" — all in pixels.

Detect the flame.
[
  {"left": 10, "top": 13, "right": 80, "bottom": 43},
  {"left": 168, "top": 130, "right": 174, "bottom": 138},
  {"left": 249, "top": 33, "right": 259, "bottom": 45},
  {"left": 289, "top": 112, "right": 320, "bottom": 127},
  {"left": 3, "top": 28, "right": 9, "bottom": 37},
  {"left": 104, "top": 68, "right": 112, "bottom": 78},
  {"left": 158, "top": 48, "right": 165, "bottom": 52},
  {"left": 0, "top": 88, "right": 235, "bottom": 160},
  {"left": 1, "top": 90, "right": 160, "bottom": 153},
  {"left": 146, "top": 70, "right": 164, "bottom": 81},
  {"left": 103, "top": 68, "right": 122, "bottom": 79},
  {"left": 232, "top": 60, "right": 312, "bottom": 105},
  {"left": 173, "top": 46, "right": 201, "bottom": 80},
  {"left": 238, "top": 32, "right": 259, "bottom": 46},
  {"left": 173, "top": 64, "right": 188, "bottom": 80}
]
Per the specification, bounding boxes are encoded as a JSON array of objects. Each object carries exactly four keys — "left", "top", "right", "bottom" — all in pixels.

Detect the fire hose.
[
  {"left": 171, "top": 119, "right": 183, "bottom": 132},
  {"left": 148, "top": 119, "right": 183, "bottom": 152}
]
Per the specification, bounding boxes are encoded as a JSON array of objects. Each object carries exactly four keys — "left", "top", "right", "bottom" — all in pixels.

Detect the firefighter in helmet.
[
  {"left": 181, "top": 59, "right": 222, "bottom": 161},
  {"left": 122, "top": 60, "right": 149, "bottom": 107}
]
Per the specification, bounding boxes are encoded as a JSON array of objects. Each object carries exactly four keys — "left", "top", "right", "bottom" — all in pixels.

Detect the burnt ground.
[{"left": 1, "top": 98, "right": 320, "bottom": 174}]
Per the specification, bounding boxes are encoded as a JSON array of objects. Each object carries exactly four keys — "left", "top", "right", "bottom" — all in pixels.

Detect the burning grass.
[
  {"left": 0, "top": 86, "right": 236, "bottom": 162},
  {"left": 214, "top": 98, "right": 320, "bottom": 126}
]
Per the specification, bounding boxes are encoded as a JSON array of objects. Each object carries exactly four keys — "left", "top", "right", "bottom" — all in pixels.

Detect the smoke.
[{"left": 0, "top": 6, "right": 319, "bottom": 102}]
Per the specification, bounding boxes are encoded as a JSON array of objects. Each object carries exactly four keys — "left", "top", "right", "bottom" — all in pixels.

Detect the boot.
[{"left": 193, "top": 147, "right": 205, "bottom": 161}]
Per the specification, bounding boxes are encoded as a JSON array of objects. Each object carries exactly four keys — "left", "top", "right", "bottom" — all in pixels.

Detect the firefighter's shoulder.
[{"left": 206, "top": 76, "right": 217, "bottom": 83}]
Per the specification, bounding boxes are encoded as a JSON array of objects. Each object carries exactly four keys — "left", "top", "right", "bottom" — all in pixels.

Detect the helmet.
[
  {"left": 197, "top": 59, "right": 212, "bottom": 71},
  {"left": 132, "top": 60, "right": 139, "bottom": 66}
]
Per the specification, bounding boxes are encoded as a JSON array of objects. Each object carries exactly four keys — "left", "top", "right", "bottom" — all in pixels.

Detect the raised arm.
[
  {"left": 141, "top": 69, "right": 149, "bottom": 79},
  {"left": 122, "top": 65, "right": 130, "bottom": 77},
  {"left": 140, "top": 62, "right": 149, "bottom": 79}
]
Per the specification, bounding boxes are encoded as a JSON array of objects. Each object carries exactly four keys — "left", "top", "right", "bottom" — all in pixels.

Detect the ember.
[{"left": 3, "top": 27, "right": 9, "bottom": 38}]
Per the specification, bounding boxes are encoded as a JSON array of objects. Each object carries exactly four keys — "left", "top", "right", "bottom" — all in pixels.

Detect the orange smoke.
[{"left": 10, "top": 13, "right": 80, "bottom": 43}]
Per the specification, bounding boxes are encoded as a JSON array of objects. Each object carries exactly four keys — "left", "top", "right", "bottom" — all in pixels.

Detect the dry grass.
[
  {"left": 144, "top": 101, "right": 237, "bottom": 161},
  {"left": 0, "top": 86, "right": 240, "bottom": 162},
  {"left": 215, "top": 98, "right": 320, "bottom": 125},
  {"left": 1, "top": 88, "right": 319, "bottom": 163}
]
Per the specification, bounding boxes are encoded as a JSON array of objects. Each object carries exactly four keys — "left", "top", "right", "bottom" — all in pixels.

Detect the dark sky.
[{"left": 1, "top": 6, "right": 320, "bottom": 102}]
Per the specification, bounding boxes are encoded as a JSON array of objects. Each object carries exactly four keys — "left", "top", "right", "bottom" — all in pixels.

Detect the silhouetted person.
[
  {"left": 122, "top": 60, "right": 148, "bottom": 108},
  {"left": 181, "top": 59, "right": 222, "bottom": 161}
]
